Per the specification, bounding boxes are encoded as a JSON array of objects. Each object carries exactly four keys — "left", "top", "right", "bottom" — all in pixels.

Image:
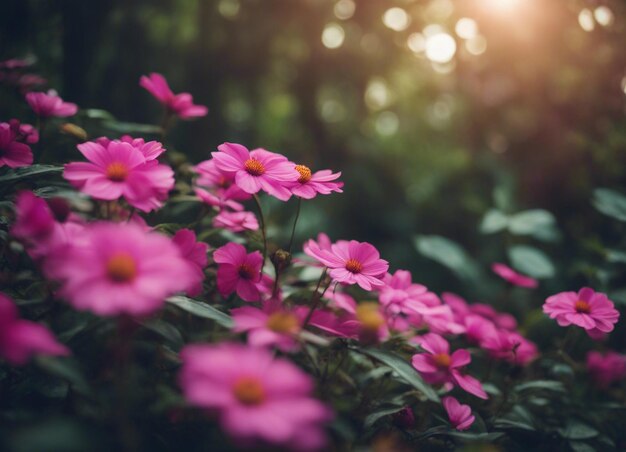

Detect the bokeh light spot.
[
  {"left": 322, "top": 23, "right": 345, "bottom": 49},
  {"left": 455, "top": 18, "right": 478, "bottom": 40},
  {"left": 578, "top": 9, "right": 595, "bottom": 32},
  {"left": 425, "top": 33, "right": 457, "bottom": 63},
  {"left": 407, "top": 33, "right": 426, "bottom": 54},
  {"left": 594, "top": 6, "right": 614, "bottom": 27},
  {"left": 334, "top": 0, "right": 356, "bottom": 20},
  {"left": 465, "top": 35, "right": 487, "bottom": 55},
  {"left": 383, "top": 8, "right": 410, "bottom": 32}
]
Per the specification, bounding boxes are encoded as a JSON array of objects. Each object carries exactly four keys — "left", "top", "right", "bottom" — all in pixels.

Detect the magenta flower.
[
  {"left": 491, "top": 263, "right": 538, "bottom": 288},
  {"left": 586, "top": 351, "right": 626, "bottom": 388},
  {"left": 195, "top": 187, "right": 244, "bottom": 212},
  {"left": 543, "top": 287, "right": 619, "bottom": 337},
  {"left": 140, "top": 73, "right": 208, "bottom": 119},
  {"left": 63, "top": 140, "right": 174, "bottom": 212},
  {"left": 46, "top": 222, "right": 195, "bottom": 316},
  {"left": 463, "top": 314, "right": 498, "bottom": 346},
  {"left": 179, "top": 343, "right": 332, "bottom": 450},
  {"left": 95, "top": 135, "right": 165, "bottom": 161},
  {"left": 481, "top": 329, "right": 538, "bottom": 366},
  {"left": 411, "top": 333, "right": 487, "bottom": 399},
  {"left": 213, "top": 242, "right": 263, "bottom": 302},
  {"left": 379, "top": 270, "right": 440, "bottom": 314},
  {"left": 304, "top": 239, "right": 389, "bottom": 291},
  {"left": 213, "top": 210, "right": 259, "bottom": 232},
  {"left": 231, "top": 300, "right": 303, "bottom": 351},
  {"left": 0, "top": 293, "right": 69, "bottom": 365},
  {"left": 0, "top": 122, "right": 33, "bottom": 168},
  {"left": 9, "top": 119, "right": 39, "bottom": 144},
  {"left": 211, "top": 143, "right": 299, "bottom": 201},
  {"left": 172, "top": 229, "right": 209, "bottom": 297},
  {"left": 289, "top": 164, "right": 343, "bottom": 199},
  {"left": 442, "top": 397, "right": 475, "bottom": 431},
  {"left": 26, "top": 90, "right": 77, "bottom": 118}
]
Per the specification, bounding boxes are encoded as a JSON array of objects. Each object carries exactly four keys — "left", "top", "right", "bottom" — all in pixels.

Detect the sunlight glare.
[{"left": 425, "top": 33, "right": 457, "bottom": 64}]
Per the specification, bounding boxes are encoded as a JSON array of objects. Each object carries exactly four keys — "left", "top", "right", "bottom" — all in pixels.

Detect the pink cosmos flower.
[
  {"left": 463, "top": 314, "right": 498, "bottom": 346},
  {"left": 231, "top": 300, "right": 303, "bottom": 351},
  {"left": 481, "top": 329, "right": 538, "bottom": 366},
  {"left": 172, "top": 229, "right": 209, "bottom": 297},
  {"left": 211, "top": 143, "right": 299, "bottom": 201},
  {"left": 442, "top": 397, "right": 475, "bottom": 431},
  {"left": 289, "top": 164, "right": 343, "bottom": 199},
  {"left": 304, "top": 239, "right": 389, "bottom": 291},
  {"left": 9, "top": 119, "right": 39, "bottom": 144},
  {"left": 379, "top": 270, "right": 440, "bottom": 312},
  {"left": 411, "top": 333, "right": 488, "bottom": 399},
  {"left": 195, "top": 187, "right": 245, "bottom": 212},
  {"left": 63, "top": 140, "right": 174, "bottom": 212},
  {"left": 543, "top": 288, "right": 619, "bottom": 337},
  {"left": 140, "top": 73, "right": 208, "bottom": 119},
  {"left": 179, "top": 343, "right": 332, "bottom": 450},
  {"left": 491, "top": 263, "right": 538, "bottom": 288},
  {"left": 26, "top": 90, "right": 77, "bottom": 117},
  {"left": 95, "top": 135, "right": 165, "bottom": 161},
  {"left": 213, "top": 242, "right": 263, "bottom": 302},
  {"left": 405, "top": 304, "right": 466, "bottom": 336},
  {"left": 46, "top": 222, "right": 195, "bottom": 316},
  {"left": 213, "top": 210, "right": 259, "bottom": 232},
  {"left": 0, "top": 122, "right": 33, "bottom": 168},
  {"left": 0, "top": 293, "right": 70, "bottom": 365},
  {"left": 586, "top": 351, "right": 626, "bottom": 388}
]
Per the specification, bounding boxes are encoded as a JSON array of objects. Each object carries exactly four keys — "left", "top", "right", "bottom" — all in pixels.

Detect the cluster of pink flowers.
[
  {"left": 0, "top": 57, "right": 47, "bottom": 92},
  {"left": 0, "top": 120, "right": 38, "bottom": 168},
  {"left": 26, "top": 90, "right": 77, "bottom": 118}
]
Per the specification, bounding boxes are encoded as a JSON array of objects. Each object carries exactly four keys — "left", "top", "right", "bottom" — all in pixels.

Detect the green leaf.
[
  {"left": 569, "top": 441, "right": 596, "bottom": 452},
  {"left": 514, "top": 380, "right": 565, "bottom": 393},
  {"left": 593, "top": 188, "right": 626, "bottom": 222},
  {"left": 34, "top": 356, "right": 91, "bottom": 396},
  {"left": 166, "top": 296, "right": 233, "bottom": 328},
  {"left": 0, "top": 165, "right": 62, "bottom": 183},
  {"left": 142, "top": 319, "right": 184, "bottom": 349},
  {"left": 508, "top": 245, "right": 555, "bottom": 279},
  {"left": 414, "top": 235, "right": 480, "bottom": 282},
  {"left": 358, "top": 348, "right": 439, "bottom": 402},
  {"left": 558, "top": 420, "right": 599, "bottom": 440},
  {"left": 83, "top": 108, "right": 116, "bottom": 120},
  {"left": 480, "top": 209, "right": 509, "bottom": 234},
  {"left": 102, "top": 120, "right": 162, "bottom": 134},
  {"left": 508, "top": 209, "right": 556, "bottom": 235},
  {"left": 364, "top": 404, "right": 406, "bottom": 428}
]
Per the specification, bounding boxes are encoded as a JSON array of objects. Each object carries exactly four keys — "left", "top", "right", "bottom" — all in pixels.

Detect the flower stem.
[
  {"left": 303, "top": 268, "right": 329, "bottom": 327},
  {"left": 253, "top": 194, "right": 268, "bottom": 265},
  {"left": 287, "top": 197, "right": 302, "bottom": 254}
]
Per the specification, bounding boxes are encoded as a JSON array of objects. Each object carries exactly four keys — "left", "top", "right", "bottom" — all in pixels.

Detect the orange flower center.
[
  {"left": 295, "top": 164, "right": 312, "bottom": 183},
  {"left": 574, "top": 300, "right": 591, "bottom": 314},
  {"left": 244, "top": 158, "right": 265, "bottom": 176},
  {"left": 232, "top": 376, "right": 266, "bottom": 406},
  {"left": 238, "top": 263, "right": 256, "bottom": 280},
  {"left": 106, "top": 162, "right": 130, "bottom": 181},
  {"left": 266, "top": 312, "right": 300, "bottom": 333},
  {"left": 345, "top": 258, "right": 363, "bottom": 274},
  {"left": 106, "top": 252, "right": 137, "bottom": 283},
  {"left": 356, "top": 303, "right": 385, "bottom": 331},
  {"left": 433, "top": 353, "right": 452, "bottom": 368}
]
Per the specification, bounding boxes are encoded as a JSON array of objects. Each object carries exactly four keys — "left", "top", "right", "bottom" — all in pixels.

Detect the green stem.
[
  {"left": 287, "top": 197, "right": 302, "bottom": 254},
  {"left": 303, "top": 268, "right": 329, "bottom": 327},
  {"left": 37, "top": 117, "right": 47, "bottom": 162},
  {"left": 253, "top": 194, "right": 268, "bottom": 265}
]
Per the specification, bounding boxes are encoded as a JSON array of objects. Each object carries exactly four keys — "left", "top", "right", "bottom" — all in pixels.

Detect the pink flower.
[
  {"left": 179, "top": 343, "right": 332, "bottom": 450},
  {"left": 9, "top": 119, "right": 39, "bottom": 144},
  {"left": 586, "top": 351, "right": 626, "bottom": 388},
  {"left": 63, "top": 140, "right": 174, "bottom": 212},
  {"left": 95, "top": 135, "right": 165, "bottom": 161},
  {"left": 491, "top": 263, "right": 538, "bottom": 288},
  {"left": 195, "top": 187, "right": 245, "bottom": 211},
  {"left": 481, "top": 329, "right": 538, "bottom": 366},
  {"left": 304, "top": 239, "right": 388, "bottom": 291},
  {"left": 172, "top": 229, "right": 209, "bottom": 297},
  {"left": 46, "top": 222, "right": 196, "bottom": 316},
  {"left": 289, "top": 165, "right": 343, "bottom": 199},
  {"left": 442, "top": 397, "right": 475, "bottom": 431},
  {"left": 0, "top": 293, "right": 69, "bottom": 365},
  {"left": 213, "top": 242, "right": 263, "bottom": 302},
  {"left": 379, "top": 270, "right": 440, "bottom": 312},
  {"left": 213, "top": 210, "right": 259, "bottom": 232},
  {"left": 140, "top": 73, "right": 208, "bottom": 119},
  {"left": 411, "top": 333, "right": 487, "bottom": 399},
  {"left": 211, "top": 143, "right": 299, "bottom": 201},
  {"left": 543, "top": 287, "right": 619, "bottom": 337},
  {"left": 0, "top": 122, "right": 33, "bottom": 168},
  {"left": 232, "top": 300, "right": 303, "bottom": 351},
  {"left": 463, "top": 314, "right": 498, "bottom": 346},
  {"left": 26, "top": 90, "right": 77, "bottom": 117}
]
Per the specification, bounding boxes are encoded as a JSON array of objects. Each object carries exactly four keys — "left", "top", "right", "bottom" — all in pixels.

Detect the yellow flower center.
[
  {"left": 433, "top": 353, "right": 452, "bottom": 368},
  {"left": 345, "top": 258, "right": 363, "bottom": 274},
  {"left": 295, "top": 164, "right": 312, "bottom": 183},
  {"left": 106, "top": 252, "right": 137, "bottom": 283},
  {"left": 232, "top": 376, "right": 266, "bottom": 406},
  {"left": 356, "top": 303, "right": 385, "bottom": 331},
  {"left": 266, "top": 312, "right": 300, "bottom": 333},
  {"left": 106, "top": 162, "right": 130, "bottom": 181},
  {"left": 244, "top": 158, "right": 265, "bottom": 176},
  {"left": 575, "top": 300, "right": 591, "bottom": 314}
]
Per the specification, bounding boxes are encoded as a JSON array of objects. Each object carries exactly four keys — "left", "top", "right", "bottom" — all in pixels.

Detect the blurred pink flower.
[
  {"left": 47, "top": 222, "right": 195, "bottom": 316},
  {"left": 0, "top": 293, "right": 69, "bottom": 365},
  {"left": 26, "top": 90, "right": 77, "bottom": 117},
  {"left": 0, "top": 122, "right": 33, "bottom": 168},
  {"left": 195, "top": 187, "right": 244, "bottom": 211},
  {"left": 213, "top": 242, "right": 263, "bottom": 302},
  {"left": 172, "top": 229, "right": 208, "bottom": 297},
  {"left": 491, "top": 263, "right": 538, "bottom": 288},
  {"left": 543, "top": 287, "right": 619, "bottom": 337},
  {"left": 179, "top": 343, "right": 332, "bottom": 450},
  {"left": 289, "top": 165, "right": 343, "bottom": 199},
  {"left": 463, "top": 314, "right": 498, "bottom": 346},
  {"left": 411, "top": 333, "right": 488, "bottom": 399},
  {"left": 379, "top": 270, "right": 440, "bottom": 312},
  {"left": 95, "top": 135, "right": 165, "bottom": 161},
  {"left": 586, "top": 351, "right": 626, "bottom": 388},
  {"left": 9, "top": 119, "right": 39, "bottom": 144},
  {"left": 211, "top": 143, "right": 299, "bottom": 201},
  {"left": 442, "top": 396, "right": 475, "bottom": 431},
  {"left": 304, "top": 239, "right": 388, "bottom": 291},
  {"left": 140, "top": 73, "right": 207, "bottom": 119},
  {"left": 63, "top": 140, "right": 174, "bottom": 212},
  {"left": 481, "top": 329, "right": 538, "bottom": 366},
  {"left": 213, "top": 210, "right": 259, "bottom": 232}
]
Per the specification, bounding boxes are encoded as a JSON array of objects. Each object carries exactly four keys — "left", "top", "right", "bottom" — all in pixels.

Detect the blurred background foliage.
[{"left": 2, "top": 0, "right": 626, "bottom": 300}]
